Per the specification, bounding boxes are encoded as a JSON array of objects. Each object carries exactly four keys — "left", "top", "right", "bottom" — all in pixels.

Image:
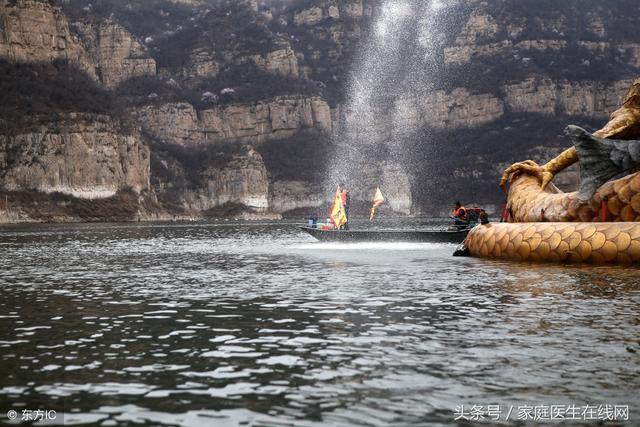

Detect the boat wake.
[{"left": 294, "top": 242, "right": 451, "bottom": 251}]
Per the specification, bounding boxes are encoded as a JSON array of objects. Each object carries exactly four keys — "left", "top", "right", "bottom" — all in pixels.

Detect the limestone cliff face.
[
  {"left": 444, "top": 7, "right": 640, "bottom": 67},
  {"left": 173, "top": 45, "right": 298, "bottom": 83},
  {"left": 136, "top": 96, "right": 332, "bottom": 146},
  {"left": 335, "top": 78, "right": 630, "bottom": 153},
  {"left": 293, "top": 0, "right": 367, "bottom": 26},
  {"left": 248, "top": 47, "right": 299, "bottom": 78},
  {"left": 146, "top": 0, "right": 640, "bottom": 215},
  {"left": 445, "top": 37, "right": 640, "bottom": 68},
  {"left": 176, "top": 48, "right": 219, "bottom": 82},
  {"left": 74, "top": 20, "right": 156, "bottom": 88},
  {"left": 140, "top": 94, "right": 332, "bottom": 215},
  {"left": 502, "top": 78, "right": 632, "bottom": 118},
  {"left": 0, "top": 1, "right": 158, "bottom": 88},
  {"left": 4, "top": 0, "right": 640, "bottom": 219},
  {"left": 153, "top": 145, "right": 269, "bottom": 213},
  {"left": 392, "top": 89, "right": 505, "bottom": 131},
  {"left": 0, "top": 0, "right": 157, "bottom": 220},
  {"left": 0, "top": 115, "right": 150, "bottom": 199},
  {"left": 198, "top": 147, "right": 269, "bottom": 211},
  {"left": 0, "top": 0, "right": 94, "bottom": 76},
  {"left": 387, "top": 78, "right": 631, "bottom": 133}
]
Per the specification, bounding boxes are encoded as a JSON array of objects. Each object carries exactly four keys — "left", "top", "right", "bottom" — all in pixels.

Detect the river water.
[{"left": 0, "top": 221, "right": 638, "bottom": 426}]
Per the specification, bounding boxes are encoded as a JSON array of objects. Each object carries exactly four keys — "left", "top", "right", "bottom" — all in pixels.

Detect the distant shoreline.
[{"left": 0, "top": 211, "right": 285, "bottom": 225}]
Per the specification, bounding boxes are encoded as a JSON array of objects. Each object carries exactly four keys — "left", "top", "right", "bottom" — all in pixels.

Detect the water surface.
[{"left": 0, "top": 221, "right": 638, "bottom": 426}]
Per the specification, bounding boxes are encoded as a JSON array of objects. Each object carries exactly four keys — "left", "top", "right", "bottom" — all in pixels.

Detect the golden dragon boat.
[{"left": 460, "top": 78, "right": 640, "bottom": 265}]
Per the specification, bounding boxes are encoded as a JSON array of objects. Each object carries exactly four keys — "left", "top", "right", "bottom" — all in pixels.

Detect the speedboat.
[{"left": 300, "top": 226, "right": 471, "bottom": 243}]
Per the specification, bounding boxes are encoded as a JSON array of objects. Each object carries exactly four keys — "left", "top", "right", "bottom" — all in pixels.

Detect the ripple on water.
[{"left": 0, "top": 221, "right": 639, "bottom": 426}]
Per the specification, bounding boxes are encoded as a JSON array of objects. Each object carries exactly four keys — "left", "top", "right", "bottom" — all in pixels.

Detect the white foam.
[{"left": 294, "top": 242, "right": 446, "bottom": 251}]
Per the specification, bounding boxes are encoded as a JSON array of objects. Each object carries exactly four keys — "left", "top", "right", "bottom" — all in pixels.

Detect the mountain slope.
[{"left": 1, "top": 0, "right": 639, "bottom": 221}]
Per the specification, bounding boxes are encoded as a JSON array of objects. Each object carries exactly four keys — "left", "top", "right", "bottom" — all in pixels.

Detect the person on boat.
[
  {"left": 466, "top": 207, "right": 479, "bottom": 223},
  {"left": 451, "top": 201, "right": 468, "bottom": 226},
  {"left": 479, "top": 209, "right": 489, "bottom": 225},
  {"left": 339, "top": 183, "right": 350, "bottom": 230}
]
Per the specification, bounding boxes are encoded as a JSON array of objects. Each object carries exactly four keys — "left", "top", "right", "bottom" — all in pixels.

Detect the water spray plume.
[{"left": 328, "top": 0, "right": 454, "bottom": 214}]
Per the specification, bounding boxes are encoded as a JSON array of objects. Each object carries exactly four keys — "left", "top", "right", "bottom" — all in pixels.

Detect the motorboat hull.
[{"left": 300, "top": 226, "right": 469, "bottom": 244}]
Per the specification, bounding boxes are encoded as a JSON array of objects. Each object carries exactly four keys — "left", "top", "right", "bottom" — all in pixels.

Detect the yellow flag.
[
  {"left": 330, "top": 186, "right": 348, "bottom": 229},
  {"left": 370, "top": 187, "right": 385, "bottom": 221}
]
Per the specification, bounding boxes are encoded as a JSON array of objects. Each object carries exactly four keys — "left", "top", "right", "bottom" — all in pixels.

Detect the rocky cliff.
[
  {"left": 151, "top": 144, "right": 269, "bottom": 213},
  {"left": 410, "top": 0, "right": 640, "bottom": 212},
  {"left": 0, "top": 0, "right": 158, "bottom": 86},
  {"left": 73, "top": 19, "right": 157, "bottom": 88},
  {"left": 0, "top": 0, "right": 155, "bottom": 221},
  {"left": 292, "top": 0, "right": 369, "bottom": 26},
  {"left": 365, "top": 78, "right": 632, "bottom": 139},
  {"left": 2, "top": 0, "right": 640, "bottom": 221},
  {"left": 443, "top": 7, "right": 640, "bottom": 68},
  {"left": 0, "top": 114, "right": 149, "bottom": 198},
  {"left": 0, "top": 0, "right": 95, "bottom": 75},
  {"left": 136, "top": 96, "right": 331, "bottom": 145}
]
